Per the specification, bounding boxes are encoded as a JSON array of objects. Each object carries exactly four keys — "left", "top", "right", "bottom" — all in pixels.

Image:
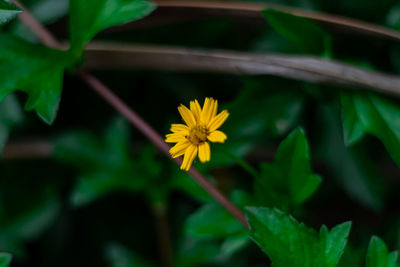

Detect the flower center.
[{"left": 187, "top": 125, "right": 208, "bottom": 145}]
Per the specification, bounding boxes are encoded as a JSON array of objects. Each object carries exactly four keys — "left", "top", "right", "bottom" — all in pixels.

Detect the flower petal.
[
  {"left": 208, "top": 110, "right": 229, "bottom": 132},
  {"left": 181, "top": 144, "right": 198, "bottom": 171},
  {"left": 171, "top": 124, "right": 189, "bottom": 133},
  {"left": 165, "top": 133, "right": 186, "bottom": 143},
  {"left": 198, "top": 142, "right": 211, "bottom": 163},
  {"left": 190, "top": 100, "right": 202, "bottom": 123},
  {"left": 178, "top": 104, "right": 196, "bottom": 128},
  {"left": 207, "top": 130, "right": 227, "bottom": 143},
  {"left": 200, "top": 97, "right": 217, "bottom": 125},
  {"left": 169, "top": 140, "right": 190, "bottom": 158}
]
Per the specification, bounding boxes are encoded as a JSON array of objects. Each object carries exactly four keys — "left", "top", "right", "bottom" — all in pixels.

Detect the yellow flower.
[{"left": 165, "top": 97, "right": 229, "bottom": 171}]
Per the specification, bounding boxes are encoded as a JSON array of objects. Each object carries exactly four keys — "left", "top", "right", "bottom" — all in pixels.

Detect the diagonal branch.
[
  {"left": 11, "top": 0, "right": 249, "bottom": 228},
  {"left": 85, "top": 42, "right": 400, "bottom": 98},
  {"left": 151, "top": 0, "right": 400, "bottom": 42}
]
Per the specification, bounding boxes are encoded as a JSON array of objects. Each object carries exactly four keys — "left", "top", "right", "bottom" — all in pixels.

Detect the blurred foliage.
[{"left": 0, "top": 0, "right": 400, "bottom": 266}]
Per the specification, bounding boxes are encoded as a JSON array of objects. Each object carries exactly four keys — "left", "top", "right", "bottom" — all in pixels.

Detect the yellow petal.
[
  {"left": 200, "top": 97, "right": 217, "bottom": 125},
  {"left": 190, "top": 100, "right": 202, "bottom": 123},
  {"left": 208, "top": 110, "right": 229, "bottom": 132},
  {"left": 169, "top": 140, "right": 190, "bottom": 158},
  {"left": 165, "top": 133, "right": 186, "bottom": 143},
  {"left": 207, "top": 130, "right": 227, "bottom": 143},
  {"left": 178, "top": 104, "right": 196, "bottom": 128},
  {"left": 211, "top": 99, "right": 218, "bottom": 118},
  {"left": 198, "top": 142, "right": 211, "bottom": 163},
  {"left": 171, "top": 124, "right": 189, "bottom": 133},
  {"left": 181, "top": 144, "right": 198, "bottom": 171}
]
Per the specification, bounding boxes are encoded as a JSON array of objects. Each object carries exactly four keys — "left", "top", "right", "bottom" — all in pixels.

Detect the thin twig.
[
  {"left": 152, "top": 0, "right": 400, "bottom": 42},
  {"left": 11, "top": 0, "right": 249, "bottom": 228},
  {"left": 2, "top": 140, "right": 53, "bottom": 160},
  {"left": 10, "top": 0, "right": 63, "bottom": 49},
  {"left": 85, "top": 42, "right": 400, "bottom": 98}
]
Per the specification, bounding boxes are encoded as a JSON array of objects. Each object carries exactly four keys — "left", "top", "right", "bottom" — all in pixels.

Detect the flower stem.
[
  {"left": 152, "top": 202, "right": 173, "bottom": 267},
  {"left": 12, "top": 0, "right": 249, "bottom": 229}
]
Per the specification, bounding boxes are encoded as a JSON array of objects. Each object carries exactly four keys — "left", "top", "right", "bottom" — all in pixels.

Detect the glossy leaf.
[
  {"left": 245, "top": 207, "right": 351, "bottom": 267},
  {"left": 341, "top": 92, "right": 400, "bottom": 167},
  {"left": 255, "top": 127, "right": 321, "bottom": 210},
  {"left": 69, "top": 0, "right": 156, "bottom": 52},
  {"left": 0, "top": 0, "right": 21, "bottom": 25},
  {"left": 262, "top": 9, "right": 331, "bottom": 54},
  {"left": 366, "top": 236, "right": 399, "bottom": 267},
  {"left": 0, "top": 33, "right": 70, "bottom": 123}
]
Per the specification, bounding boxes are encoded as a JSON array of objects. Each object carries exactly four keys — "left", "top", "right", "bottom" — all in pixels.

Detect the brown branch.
[
  {"left": 10, "top": 0, "right": 64, "bottom": 49},
  {"left": 151, "top": 0, "right": 400, "bottom": 42},
  {"left": 11, "top": 0, "right": 249, "bottom": 229},
  {"left": 85, "top": 42, "right": 400, "bottom": 98},
  {"left": 2, "top": 140, "right": 53, "bottom": 160}
]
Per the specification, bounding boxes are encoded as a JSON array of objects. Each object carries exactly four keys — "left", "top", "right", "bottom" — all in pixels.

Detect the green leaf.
[
  {"left": 209, "top": 77, "right": 304, "bottom": 167},
  {"left": 245, "top": 207, "right": 351, "bottom": 267},
  {"left": 54, "top": 118, "right": 163, "bottom": 207},
  {"left": 255, "top": 127, "right": 321, "bottom": 210},
  {"left": 341, "top": 93, "right": 366, "bottom": 145},
  {"left": 319, "top": 104, "right": 384, "bottom": 211},
  {"left": 262, "top": 9, "right": 331, "bottom": 54},
  {"left": 0, "top": 253, "right": 12, "bottom": 267},
  {"left": 185, "top": 190, "right": 252, "bottom": 239},
  {"left": 0, "top": 0, "right": 21, "bottom": 25},
  {"left": 69, "top": 0, "right": 156, "bottom": 52},
  {"left": 175, "top": 236, "right": 221, "bottom": 267},
  {"left": 341, "top": 92, "right": 400, "bottom": 167},
  {"left": 0, "top": 33, "right": 70, "bottom": 123},
  {"left": 366, "top": 236, "right": 399, "bottom": 267}
]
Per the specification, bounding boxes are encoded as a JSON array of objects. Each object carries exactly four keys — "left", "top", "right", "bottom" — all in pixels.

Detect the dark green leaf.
[
  {"left": 69, "top": 0, "right": 156, "bottom": 52},
  {"left": 175, "top": 236, "right": 221, "bottom": 267},
  {"left": 185, "top": 190, "right": 252, "bottom": 239},
  {"left": 245, "top": 207, "right": 351, "bottom": 267},
  {"left": 366, "top": 236, "right": 399, "bottom": 267},
  {"left": 0, "top": 33, "right": 70, "bottom": 123},
  {"left": 0, "top": 0, "right": 21, "bottom": 25},
  {"left": 341, "top": 92, "right": 400, "bottom": 167},
  {"left": 209, "top": 77, "right": 304, "bottom": 167},
  {"left": 262, "top": 9, "right": 331, "bottom": 54},
  {"left": 255, "top": 127, "right": 321, "bottom": 210},
  {"left": 54, "top": 118, "right": 163, "bottom": 207},
  {"left": 106, "top": 243, "right": 156, "bottom": 267},
  {"left": 0, "top": 253, "right": 12, "bottom": 267},
  {"left": 341, "top": 93, "right": 366, "bottom": 145},
  {"left": 320, "top": 104, "right": 384, "bottom": 211}
]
